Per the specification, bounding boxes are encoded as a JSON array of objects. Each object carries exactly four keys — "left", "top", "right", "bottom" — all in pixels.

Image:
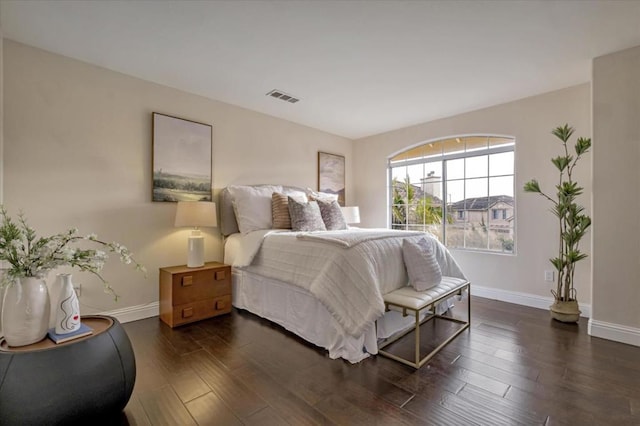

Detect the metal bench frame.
[{"left": 378, "top": 280, "right": 470, "bottom": 369}]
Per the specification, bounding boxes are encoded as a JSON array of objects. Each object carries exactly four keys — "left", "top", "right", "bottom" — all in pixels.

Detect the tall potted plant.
[{"left": 524, "top": 124, "right": 591, "bottom": 322}]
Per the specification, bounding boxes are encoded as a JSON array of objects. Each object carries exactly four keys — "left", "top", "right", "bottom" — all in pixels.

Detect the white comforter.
[{"left": 227, "top": 228, "right": 466, "bottom": 337}]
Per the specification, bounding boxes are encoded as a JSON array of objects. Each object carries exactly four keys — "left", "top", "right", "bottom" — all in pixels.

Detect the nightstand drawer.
[
  {"left": 159, "top": 262, "right": 232, "bottom": 328},
  {"left": 171, "top": 270, "right": 230, "bottom": 306},
  {"left": 171, "top": 295, "right": 232, "bottom": 327}
]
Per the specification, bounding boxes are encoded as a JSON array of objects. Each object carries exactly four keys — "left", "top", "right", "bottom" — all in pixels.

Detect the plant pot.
[
  {"left": 549, "top": 299, "right": 581, "bottom": 323},
  {"left": 1, "top": 276, "right": 51, "bottom": 346}
]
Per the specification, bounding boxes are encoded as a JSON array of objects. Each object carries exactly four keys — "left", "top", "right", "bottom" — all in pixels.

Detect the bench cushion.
[{"left": 384, "top": 276, "right": 468, "bottom": 310}]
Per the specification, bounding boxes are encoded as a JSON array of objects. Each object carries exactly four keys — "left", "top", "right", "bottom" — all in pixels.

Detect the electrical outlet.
[
  {"left": 544, "top": 270, "right": 554, "bottom": 282},
  {"left": 74, "top": 284, "right": 82, "bottom": 297}
]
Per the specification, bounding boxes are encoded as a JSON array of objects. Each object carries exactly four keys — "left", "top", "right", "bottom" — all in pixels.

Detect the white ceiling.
[{"left": 2, "top": 1, "right": 640, "bottom": 139}]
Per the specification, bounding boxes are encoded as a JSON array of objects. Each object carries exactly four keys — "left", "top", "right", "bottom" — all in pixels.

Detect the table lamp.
[
  {"left": 174, "top": 201, "right": 217, "bottom": 268},
  {"left": 341, "top": 206, "right": 361, "bottom": 224}
]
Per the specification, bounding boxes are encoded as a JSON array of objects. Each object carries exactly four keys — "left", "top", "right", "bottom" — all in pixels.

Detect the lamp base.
[{"left": 187, "top": 234, "right": 205, "bottom": 268}]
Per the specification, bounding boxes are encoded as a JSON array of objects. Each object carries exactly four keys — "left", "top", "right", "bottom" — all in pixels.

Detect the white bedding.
[{"left": 225, "top": 228, "right": 466, "bottom": 338}]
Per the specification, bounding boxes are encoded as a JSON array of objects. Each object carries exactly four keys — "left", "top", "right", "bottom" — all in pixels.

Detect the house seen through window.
[{"left": 389, "top": 135, "right": 515, "bottom": 253}]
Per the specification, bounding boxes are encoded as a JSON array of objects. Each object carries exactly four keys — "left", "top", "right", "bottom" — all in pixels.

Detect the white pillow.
[
  {"left": 306, "top": 188, "right": 339, "bottom": 202},
  {"left": 228, "top": 185, "right": 283, "bottom": 233},
  {"left": 283, "top": 188, "right": 309, "bottom": 201},
  {"left": 402, "top": 238, "right": 442, "bottom": 291}
]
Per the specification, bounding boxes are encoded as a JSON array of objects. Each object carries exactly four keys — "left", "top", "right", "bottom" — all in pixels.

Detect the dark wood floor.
[{"left": 117, "top": 297, "right": 640, "bottom": 425}]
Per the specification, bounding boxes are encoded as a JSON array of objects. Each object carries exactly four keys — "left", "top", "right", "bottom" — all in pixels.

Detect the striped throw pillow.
[{"left": 272, "top": 192, "right": 292, "bottom": 229}]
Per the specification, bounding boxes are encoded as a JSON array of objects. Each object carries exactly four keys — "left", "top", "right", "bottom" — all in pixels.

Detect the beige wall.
[
  {"left": 2, "top": 40, "right": 351, "bottom": 315},
  {"left": 353, "top": 85, "right": 592, "bottom": 305},
  {"left": 0, "top": 22, "right": 3, "bottom": 202},
  {"left": 0, "top": 24, "right": 4, "bottom": 328},
  {"left": 592, "top": 46, "right": 640, "bottom": 331}
]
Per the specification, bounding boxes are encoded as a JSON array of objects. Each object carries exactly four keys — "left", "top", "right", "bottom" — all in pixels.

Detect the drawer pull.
[
  {"left": 182, "top": 276, "right": 193, "bottom": 287},
  {"left": 215, "top": 300, "right": 227, "bottom": 310},
  {"left": 215, "top": 270, "right": 226, "bottom": 281},
  {"left": 182, "top": 307, "right": 194, "bottom": 318}
]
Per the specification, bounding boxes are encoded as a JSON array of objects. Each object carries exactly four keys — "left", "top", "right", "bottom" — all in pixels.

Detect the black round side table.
[{"left": 0, "top": 315, "right": 136, "bottom": 425}]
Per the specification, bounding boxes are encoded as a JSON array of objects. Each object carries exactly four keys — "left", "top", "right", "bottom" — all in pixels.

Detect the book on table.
[{"left": 47, "top": 323, "right": 94, "bottom": 344}]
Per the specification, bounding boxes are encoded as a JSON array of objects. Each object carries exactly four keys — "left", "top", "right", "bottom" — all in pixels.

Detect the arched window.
[{"left": 388, "top": 135, "right": 515, "bottom": 254}]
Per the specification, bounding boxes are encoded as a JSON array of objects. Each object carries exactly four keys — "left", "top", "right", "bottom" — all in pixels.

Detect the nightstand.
[{"left": 159, "top": 261, "right": 232, "bottom": 327}]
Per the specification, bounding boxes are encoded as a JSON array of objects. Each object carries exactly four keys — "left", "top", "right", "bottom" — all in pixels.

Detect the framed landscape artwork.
[
  {"left": 152, "top": 113, "right": 212, "bottom": 202},
  {"left": 318, "top": 151, "right": 345, "bottom": 206}
]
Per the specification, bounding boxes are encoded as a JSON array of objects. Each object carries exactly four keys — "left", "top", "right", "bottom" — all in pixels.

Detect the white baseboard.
[
  {"left": 588, "top": 319, "right": 640, "bottom": 347},
  {"left": 101, "top": 301, "right": 159, "bottom": 324},
  {"left": 471, "top": 285, "right": 592, "bottom": 318}
]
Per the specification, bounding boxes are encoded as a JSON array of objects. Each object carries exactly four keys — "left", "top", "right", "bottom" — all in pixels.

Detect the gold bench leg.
[
  {"left": 414, "top": 309, "right": 420, "bottom": 367},
  {"left": 379, "top": 283, "right": 471, "bottom": 369}
]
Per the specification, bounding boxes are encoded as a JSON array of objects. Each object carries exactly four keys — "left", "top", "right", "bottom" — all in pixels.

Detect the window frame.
[{"left": 388, "top": 135, "right": 516, "bottom": 254}]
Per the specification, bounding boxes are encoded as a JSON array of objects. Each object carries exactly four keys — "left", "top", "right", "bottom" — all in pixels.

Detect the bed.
[{"left": 220, "top": 185, "right": 466, "bottom": 363}]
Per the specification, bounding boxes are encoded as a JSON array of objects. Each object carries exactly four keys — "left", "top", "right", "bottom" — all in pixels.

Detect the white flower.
[{"left": 61, "top": 246, "right": 76, "bottom": 258}]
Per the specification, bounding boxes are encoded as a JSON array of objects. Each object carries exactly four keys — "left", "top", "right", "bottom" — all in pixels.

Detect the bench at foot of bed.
[{"left": 378, "top": 277, "right": 470, "bottom": 369}]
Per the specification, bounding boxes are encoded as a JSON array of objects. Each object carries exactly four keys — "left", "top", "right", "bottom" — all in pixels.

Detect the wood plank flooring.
[{"left": 116, "top": 297, "right": 640, "bottom": 425}]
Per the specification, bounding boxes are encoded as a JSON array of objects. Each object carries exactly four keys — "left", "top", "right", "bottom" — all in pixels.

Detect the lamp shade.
[
  {"left": 174, "top": 201, "right": 217, "bottom": 228},
  {"left": 341, "top": 206, "right": 360, "bottom": 224}
]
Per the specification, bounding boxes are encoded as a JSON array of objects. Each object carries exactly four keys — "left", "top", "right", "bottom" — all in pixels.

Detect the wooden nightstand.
[{"left": 159, "top": 261, "right": 232, "bottom": 327}]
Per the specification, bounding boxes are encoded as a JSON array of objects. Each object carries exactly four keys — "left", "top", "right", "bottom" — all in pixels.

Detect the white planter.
[{"left": 1, "top": 276, "right": 51, "bottom": 347}]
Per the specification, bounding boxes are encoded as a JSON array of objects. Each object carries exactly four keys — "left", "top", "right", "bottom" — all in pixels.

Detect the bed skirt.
[{"left": 231, "top": 268, "right": 421, "bottom": 363}]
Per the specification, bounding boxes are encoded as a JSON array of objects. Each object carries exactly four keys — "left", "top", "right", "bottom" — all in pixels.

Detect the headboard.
[{"left": 219, "top": 185, "right": 306, "bottom": 236}]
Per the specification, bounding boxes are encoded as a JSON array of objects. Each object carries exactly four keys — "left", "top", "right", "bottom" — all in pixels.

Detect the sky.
[{"left": 153, "top": 113, "right": 212, "bottom": 177}]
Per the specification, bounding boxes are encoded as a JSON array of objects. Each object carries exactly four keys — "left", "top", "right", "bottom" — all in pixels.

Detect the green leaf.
[
  {"left": 577, "top": 215, "right": 591, "bottom": 232},
  {"left": 559, "top": 181, "right": 582, "bottom": 197},
  {"left": 550, "top": 257, "right": 564, "bottom": 271},
  {"left": 575, "top": 137, "right": 591, "bottom": 156},
  {"left": 523, "top": 180, "right": 541, "bottom": 193},
  {"left": 566, "top": 250, "right": 588, "bottom": 264},
  {"left": 552, "top": 124, "right": 574, "bottom": 142},
  {"left": 551, "top": 156, "right": 571, "bottom": 172}
]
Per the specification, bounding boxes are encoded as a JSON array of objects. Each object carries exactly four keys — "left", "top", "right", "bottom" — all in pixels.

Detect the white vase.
[
  {"left": 1, "top": 276, "right": 51, "bottom": 347},
  {"left": 55, "top": 273, "right": 81, "bottom": 335}
]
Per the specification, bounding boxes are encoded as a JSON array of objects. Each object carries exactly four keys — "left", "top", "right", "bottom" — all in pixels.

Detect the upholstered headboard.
[{"left": 219, "top": 185, "right": 306, "bottom": 236}]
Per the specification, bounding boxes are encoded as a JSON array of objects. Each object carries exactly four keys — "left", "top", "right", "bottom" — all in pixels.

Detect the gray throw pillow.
[
  {"left": 403, "top": 238, "right": 442, "bottom": 291},
  {"left": 288, "top": 197, "right": 327, "bottom": 232},
  {"left": 315, "top": 199, "right": 347, "bottom": 230}
]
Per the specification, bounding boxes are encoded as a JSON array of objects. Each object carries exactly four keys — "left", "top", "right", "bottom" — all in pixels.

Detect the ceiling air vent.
[{"left": 266, "top": 89, "right": 300, "bottom": 104}]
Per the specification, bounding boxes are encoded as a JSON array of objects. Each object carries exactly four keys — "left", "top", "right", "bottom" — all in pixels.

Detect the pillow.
[
  {"left": 288, "top": 197, "right": 327, "bottom": 232},
  {"left": 228, "top": 185, "right": 282, "bottom": 233},
  {"left": 402, "top": 238, "right": 442, "bottom": 291},
  {"left": 315, "top": 198, "right": 347, "bottom": 230},
  {"left": 272, "top": 192, "right": 307, "bottom": 229},
  {"left": 282, "top": 188, "right": 308, "bottom": 199},
  {"left": 306, "top": 188, "right": 339, "bottom": 202}
]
